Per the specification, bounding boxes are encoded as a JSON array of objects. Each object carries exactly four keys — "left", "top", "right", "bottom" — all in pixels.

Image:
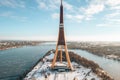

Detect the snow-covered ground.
[{"left": 24, "top": 52, "right": 101, "bottom": 80}]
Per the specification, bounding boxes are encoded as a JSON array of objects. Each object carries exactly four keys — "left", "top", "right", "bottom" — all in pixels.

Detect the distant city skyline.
[{"left": 0, "top": 0, "right": 120, "bottom": 41}]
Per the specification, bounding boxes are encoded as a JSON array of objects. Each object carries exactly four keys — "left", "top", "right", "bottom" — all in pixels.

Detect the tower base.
[{"left": 51, "top": 44, "right": 73, "bottom": 70}]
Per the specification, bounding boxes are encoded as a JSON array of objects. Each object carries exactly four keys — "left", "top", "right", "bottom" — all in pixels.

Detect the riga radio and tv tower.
[{"left": 51, "top": 0, "right": 73, "bottom": 70}]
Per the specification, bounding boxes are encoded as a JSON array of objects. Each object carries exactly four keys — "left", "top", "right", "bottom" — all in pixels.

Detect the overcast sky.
[{"left": 0, "top": 0, "right": 120, "bottom": 41}]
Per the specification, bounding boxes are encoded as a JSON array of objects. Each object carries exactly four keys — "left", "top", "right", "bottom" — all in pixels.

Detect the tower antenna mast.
[{"left": 61, "top": 0, "right": 63, "bottom": 5}]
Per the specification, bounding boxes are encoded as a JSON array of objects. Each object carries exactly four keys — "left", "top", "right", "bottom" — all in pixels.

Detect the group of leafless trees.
[
  {"left": 68, "top": 42, "right": 120, "bottom": 61},
  {"left": 0, "top": 41, "right": 42, "bottom": 50}
]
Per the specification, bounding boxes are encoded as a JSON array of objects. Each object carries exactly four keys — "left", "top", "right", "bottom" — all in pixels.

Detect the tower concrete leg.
[
  {"left": 51, "top": 45, "right": 58, "bottom": 68},
  {"left": 60, "top": 46, "right": 62, "bottom": 63},
  {"left": 64, "top": 45, "right": 73, "bottom": 70}
]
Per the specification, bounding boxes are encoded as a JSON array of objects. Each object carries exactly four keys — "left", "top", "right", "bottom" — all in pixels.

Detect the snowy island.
[{"left": 24, "top": 50, "right": 113, "bottom": 80}]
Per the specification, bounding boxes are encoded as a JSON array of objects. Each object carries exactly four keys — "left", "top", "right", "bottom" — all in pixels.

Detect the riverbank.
[
  {"left": 68, "top": 42, "right": 120, "bottom": 61},
  {"left": 20, "top": 50, "right": 53, "bottom": 80},
  {"left": 24, "top": 49, "right": 113, "bottom": 80},
  {"left": 0, "top": 41, "right": 43, "bottom": 50}
]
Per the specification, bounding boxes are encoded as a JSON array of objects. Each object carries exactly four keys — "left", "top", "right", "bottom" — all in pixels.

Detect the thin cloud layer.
[
  {"left": 0, "top": 0, "right": 25, "bottom": 8},
  {"left": 36, "top": 0, "right": 120, "bottom": 25},
  {"left": 0, "top": 0, "right": 120, "bottom": 25}
]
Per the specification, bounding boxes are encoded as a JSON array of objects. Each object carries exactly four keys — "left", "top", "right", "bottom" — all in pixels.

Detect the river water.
[
  {"left": 70, "top": 49, "right": 120, "bottom": 80},
  {"left": 0, "top": 43, "right": 120, "bottom": 80},
  {"left": 0, "top": 43, "right": 55, "bottom": 80}
]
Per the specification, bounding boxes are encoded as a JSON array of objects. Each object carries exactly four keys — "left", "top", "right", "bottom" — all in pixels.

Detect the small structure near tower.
[{"left": 51, "top": 0, "right": 73, "bottom": 70}]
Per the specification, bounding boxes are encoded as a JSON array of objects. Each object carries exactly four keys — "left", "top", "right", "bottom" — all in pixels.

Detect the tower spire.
[
  {"left": 60, "top": 0, "right": 63, "bottom": 25},
  {"left": 61, "top": 0, "right": 63, "bottom": 5}
]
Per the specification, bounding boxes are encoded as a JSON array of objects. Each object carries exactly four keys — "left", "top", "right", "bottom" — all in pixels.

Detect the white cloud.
[
  {"left": 88, "top": 0, "right": 105, "bottom": 4},
  {"left": 39, "top": 2, "right": 47, "bottom": 9},
  {"left": 0, "top": 11, "right": 12, "bottom": 17},
  {"left": 36, "top": 0, "right": 59, "bottom": 10},
  {"left": 65, "top": 14, "right": 84, "bottom": 22},
  {"left": 106, "top": 0, "right": 120, "bottom": 7},
  {"left": 0, "top": 11, "right": 28, "bottom": 22},
  {"left": 88, "top": 0, "right": 120, "bottom": 7},
  {"left": 96, "top": 19, "right": 120, "bottom": 27},
  {"left": 84, "top": 15, "right": 93, "bottom": 21},
  {"left": 110, "top": 5, "right": 120, "bottom": 10},
  {"left": 78, "top": 1, "right": 106, "bottom": 21},
  {"left": 11, "top": 16, "right": 28, "bottom": 22},
  {"left": 88, "top": 0, "right": 120, "bottom": 10},
  {"left": 0, "top": 0, "right": 25, "bottom": 8},
  {"left": 66, "top": 14, "right": 73, "bottom": 19},
  {"left": 86, "top": 0, "right": 120, "bottom": 27},
  {"left": 84, "top": 4, "right": 105, "bottom": 15},
  {"left": 105, "top": 11, "right": 120, "bottom": 19},
  {"left": 110, "top": 19, "right": 120, "bottom": 23},
  {"left": 76, "top": 4, "right": 105, "bottom": 22},
  {"left": 96, "top": 24, "right": 110, "bottom": 27},
  {"left": 36, "top": 0, "right": 59, "bottom": 9},
  {"left": 64, "top": 2, "right": 73, "bottom": 11},
  {"left": 102, "top": 11, "right": 120, "bottom": 26},
  {"left": 52, "top": 13, "right": 59, "bottom": 19},
  {"left": 75, "top": 15, "right": 84, "bottom": 20}
]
